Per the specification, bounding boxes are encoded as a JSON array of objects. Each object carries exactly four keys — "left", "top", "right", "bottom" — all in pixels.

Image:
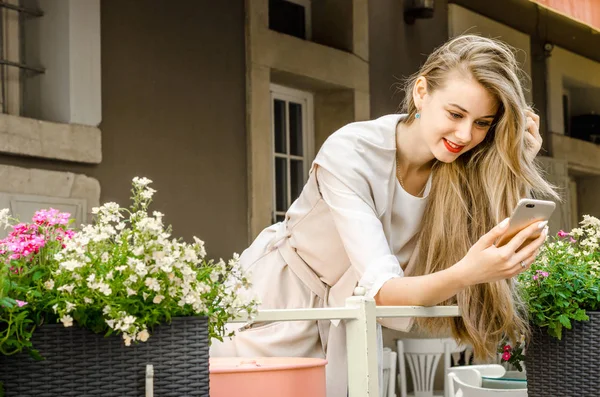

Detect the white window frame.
[
  {"left": 270, "top": 83, "right": 314, "bottom": 223},
  {"left": 281, "top": 0, "right": 312, "bottom": 40}
]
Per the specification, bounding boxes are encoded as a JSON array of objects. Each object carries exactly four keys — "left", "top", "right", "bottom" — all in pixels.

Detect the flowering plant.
[
  {"left": 517, "top": 215, "right": 600, "bottom": 339},
  {"left": 0, "top": 177, "right": 257, "bottom": 358},
  {"left": 0, "top": 208, "right": 74, "bottom": 357},
  {"left": 498, "top": 339, "right": 525, "bottom": 372}
]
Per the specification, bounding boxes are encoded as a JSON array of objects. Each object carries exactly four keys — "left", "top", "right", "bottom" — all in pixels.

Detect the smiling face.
[{"left": 414, "top": 70, "right": 500, "bottom": 163}]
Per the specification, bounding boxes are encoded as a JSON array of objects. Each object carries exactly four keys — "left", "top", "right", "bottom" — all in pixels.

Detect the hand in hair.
[
  {"left": 524, "top": 109, "right": 543, "bottom": 161},
  {"left": 458, "top": 218, "right": 549, "bottom": 285}
]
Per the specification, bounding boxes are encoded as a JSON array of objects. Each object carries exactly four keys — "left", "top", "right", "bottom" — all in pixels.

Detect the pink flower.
[
  {"left": 15, "top": 300, "right": 27, "bottom": 307},
  {"left": 557, "top": 230, "right": 569, "bottom": 238},
  {"left": 503, "top": 345, "right": 511, "bottom": 352},
  {"left": 502, "top": 351, "right": 511, "bottom": 361},
  {"left": 33, "top": 208, "right": 71, "bottom": 226},
  {"left": 570, "top": 237, "right": 577, "bottom": 243}
]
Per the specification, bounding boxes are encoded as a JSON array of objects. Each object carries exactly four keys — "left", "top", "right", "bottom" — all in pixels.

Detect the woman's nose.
[{"left": 454, "top": 122, "right": 472, "bottom": 144}]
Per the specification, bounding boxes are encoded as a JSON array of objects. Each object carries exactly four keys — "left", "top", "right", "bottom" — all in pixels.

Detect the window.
[
  {"left": 270, "top": 84, "right": 314, "bottom": 223},
  {"left": 0, "top": 0, "right": 44, "bottom": 115},
  {"left": 269, "top": 0, "right": 312, "bottom": 40},
  {"left": 562, "top": 89, "right": 571, "bottom": 136}
]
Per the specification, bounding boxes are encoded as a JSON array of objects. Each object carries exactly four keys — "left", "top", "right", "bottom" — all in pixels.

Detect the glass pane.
[
  {"left": 290, "top": 159, "right": 304, "bottom": 202},
  {"left": 289, "top": 102, "right": 303, "bottom": 156},
  {"left": 275, "top": 214, "right": 285, "bottom": 223},
  {"left": 268, "top": 0, "right": 306, "bottom": 40},
  {"left": 275, "top": 157, "right": 288, "bottom": 212},
  {"left": 274, "top": 99, "right": 287, "bottom": 154}
]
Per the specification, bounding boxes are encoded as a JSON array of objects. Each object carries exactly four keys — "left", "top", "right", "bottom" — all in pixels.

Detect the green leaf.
[
  {"left": 573, "top": 309, "right": 589, "bottom": 321},
  {"left": 32, "top": 271, "right": 44, "bottom": 281},
  {"left": 558, "top": 314, "right": 572, "bottom": 330},
  {"left": 0, "top": 297, "right": 15, "bottom": 308},
  {"left": 28, "top": 348, "right": 44, "bottom": 361}
]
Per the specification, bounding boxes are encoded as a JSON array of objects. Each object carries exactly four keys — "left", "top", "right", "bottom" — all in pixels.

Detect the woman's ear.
[{"left": 413, "top": 76, "right": 428, "bottom": 111}]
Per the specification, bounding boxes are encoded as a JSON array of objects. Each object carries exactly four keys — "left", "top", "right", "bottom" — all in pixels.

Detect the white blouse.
[
  {"left": 317, "top": 166, "right": 431, "bottom": 299},
  {"left": 283, "top": 114, "right": 432, "bottom": 312}
]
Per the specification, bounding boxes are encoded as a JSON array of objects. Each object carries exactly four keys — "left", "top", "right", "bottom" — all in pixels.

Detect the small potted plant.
[
  {"left": 0, "top": 177, "right": 257, "bottom": 396},
  {"left": 518, "top": 215, "right": 600, "bottom": 397}
]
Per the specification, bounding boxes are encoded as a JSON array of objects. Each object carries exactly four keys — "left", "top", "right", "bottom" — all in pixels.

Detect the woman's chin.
[{"left": 433, "top": 149, "right": 461, "bottom": 163}]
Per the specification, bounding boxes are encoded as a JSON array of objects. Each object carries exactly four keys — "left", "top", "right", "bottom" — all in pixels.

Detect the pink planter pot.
[{"left": 210, "top": 357, "right": 327, "bottom": 397}]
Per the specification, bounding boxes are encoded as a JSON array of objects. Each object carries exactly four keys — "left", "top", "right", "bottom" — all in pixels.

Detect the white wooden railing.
[{"left": 229, "top": 288, "right": 461, "bottom": 397}]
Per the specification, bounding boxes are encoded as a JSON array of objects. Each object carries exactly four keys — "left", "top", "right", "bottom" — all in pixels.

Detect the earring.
[{"left": 415, "top": 112, "right": 421, "bottom": 119}]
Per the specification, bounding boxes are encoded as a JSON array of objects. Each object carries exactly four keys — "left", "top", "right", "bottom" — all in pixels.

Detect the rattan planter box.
[
  {"left": 526, "top": 311, "right": 600, "bottom": 397},
  {"left": 0, "top": 316, "right": 209, "bottom": 397}
]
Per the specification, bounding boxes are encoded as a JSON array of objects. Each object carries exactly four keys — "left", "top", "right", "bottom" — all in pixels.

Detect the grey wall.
[
  {"left": 368, "top": 0, "right": 449, "bottom": 118},
  {"left": 0, "top": 0, "right": 248, "bottom": 260}
]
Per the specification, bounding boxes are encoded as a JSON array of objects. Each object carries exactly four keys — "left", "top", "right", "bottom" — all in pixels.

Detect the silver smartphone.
[{"left": 495, "top": 198, "right": 556, "bottom": 249}]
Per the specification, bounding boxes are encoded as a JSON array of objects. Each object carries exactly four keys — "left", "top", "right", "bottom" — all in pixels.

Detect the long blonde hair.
[{"left": 400, "top": 35, "right": 559, "bottom": 360}]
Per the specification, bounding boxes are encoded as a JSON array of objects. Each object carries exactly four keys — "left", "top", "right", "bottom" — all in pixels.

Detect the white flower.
[
  {"left": 132, "top": 246, "right": 144, "bottom": 256},
  {"left": 0, "top": 208, "right": 10, "bottom": 229},
  {"left": 153, "top": 295, "right": 164, "bottom": 304},
  {"left": 127, "top": 288, "right": 136, "bottom": 296},
  {"left": 123, "top": 333, "right": 132, "bottom": 346},
  {"left": 145, "top": 277, "right": 161, "bottom": 292},
  {"left": 135, "top": 262, "right": 148, "bottom": 277},
  {"left": 132, "top": 177, "right": 153, "bottom": 187},
  {"left": 98, "top": 283, "right": 112, "bottom": 296},
  {"left": 44, "top": 280, "right": 55, "bottom": 290},
  {"left": 65, "top": 302, "right": 76, "bottom": 312},
  {"left": 140, "top": 188, "right": 156, "bottom": 200},
  {"left": 582, "top": 215, "right": 600, "bottom": 228},
  {"left": 153, "top": 251, "right": 166, "bottom": 261},
  {"left": 57, "top": 284, "right": 75, "bottom": 294},
  {"left": 124, "top": 315, "right": 136, "bottom": 325},
  {"left": 183, "top": 248, "right": 197, "bottom": 262},
  {"left": 84, "top": 297, "right": 93, "bottom": 304},
  {"left": 143, "top": 292, "right": 149, "bottom": 300},
  {"left": 138, "top": 329, "right": 150, "bottom": 342},
  {"left": 193, "top": 237, "right": 207, "bottom": 258},
  {"left": 103, "top": 305, "right": 111, "bottom": 315},
  {"left": 52, "top": 303, "right": 59, "bottom": 313},
  {"left": 106, "top": 270, "right": 114, "bottom": 280},
  {"left": 106, "top": 319, "right": 115, "bottom": 328},
  {"left": 115, "top": 265, "right": 127, "bottom": 272},
  {"left": 61, "top": 315, "right": 73, "bottom": 327},
  {"left": 61, "top": 260, "right": 84, "bottom": 271},
  {"left": 137, "top": 217, "right": 162, "bottom": 235},
  {"left": 101, "top": 252, "right": 110, "bottom": 263}
]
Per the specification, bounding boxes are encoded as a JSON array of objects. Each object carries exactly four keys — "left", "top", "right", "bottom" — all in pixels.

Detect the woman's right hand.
[{"left": 458, "top": 218, "right": 549, "bottom": 286}]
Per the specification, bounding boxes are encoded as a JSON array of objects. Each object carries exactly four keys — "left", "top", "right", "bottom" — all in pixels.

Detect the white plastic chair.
[
  {"left": 397, "top": 338, "right": 466, "bottom": 397},
  {"left": 447, "top": 365, "right": 527, "bottom": 397},
  {"left": 382, "top": 347, "right": 398, "bottom": 397}
]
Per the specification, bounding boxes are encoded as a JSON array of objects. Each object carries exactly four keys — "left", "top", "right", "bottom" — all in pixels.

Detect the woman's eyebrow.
[{"left": 448, "top": 103, "right": 495, "bottom": 119}]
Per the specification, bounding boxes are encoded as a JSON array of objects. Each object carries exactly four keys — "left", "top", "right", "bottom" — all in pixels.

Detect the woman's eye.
[
  {"left": 449, "top": 112, "right": 462, "bottom": 119},
  {"left": 475, "top": 121, "right": 491, "bottom": 128}
]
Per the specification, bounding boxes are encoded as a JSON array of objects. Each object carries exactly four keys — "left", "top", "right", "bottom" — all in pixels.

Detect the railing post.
[{"left": 345, "top": 294, "right": 379, "bottom": 397}]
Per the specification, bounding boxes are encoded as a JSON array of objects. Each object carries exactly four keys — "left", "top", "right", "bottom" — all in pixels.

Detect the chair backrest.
[
  {"left": 447, "top": 367, "right": 527, "bottom": 397},
  {"left": 382, "top": 347, "right": 397, "bottom": 397},
  {"left": 397, "top": 338, "right": 467, "bottom": 397}
]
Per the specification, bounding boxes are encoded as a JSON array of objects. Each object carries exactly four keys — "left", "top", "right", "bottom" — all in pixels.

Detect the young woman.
[{"left": 211, "top": 34, "right": 558, "bottom": 396}]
